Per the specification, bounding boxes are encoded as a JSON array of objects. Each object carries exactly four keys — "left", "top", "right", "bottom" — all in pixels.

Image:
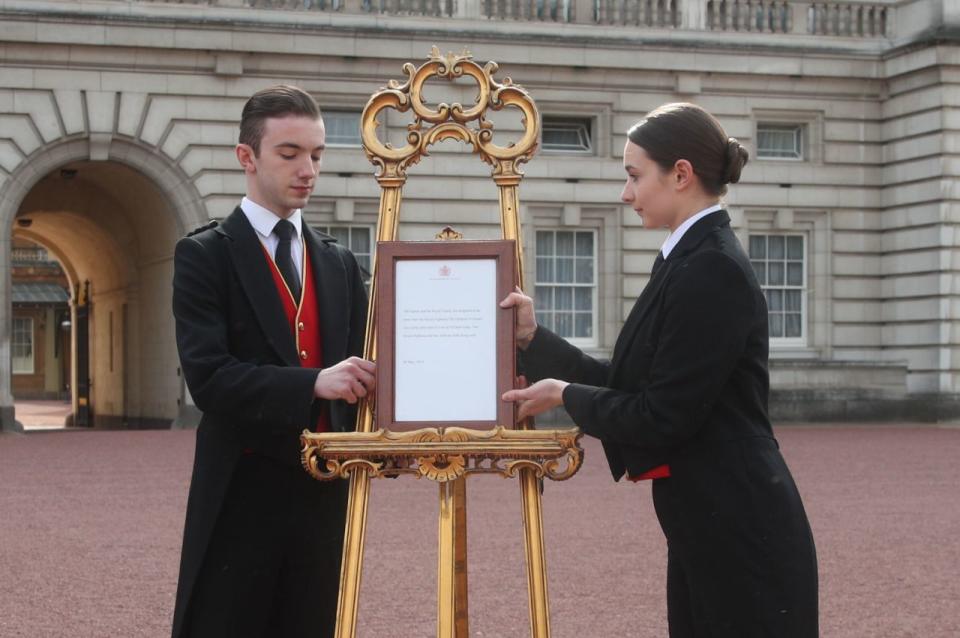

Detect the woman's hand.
[
  {"left": 499, "top": 286, "right": 538, "bottom": 349},
  {"left": 503, "top": 378, "right": 569, "bottom": 421}
]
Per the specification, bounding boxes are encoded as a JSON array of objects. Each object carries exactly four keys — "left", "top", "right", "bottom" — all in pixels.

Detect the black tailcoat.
[
  {"left": 520, "top": 211, "right": 818, "bottom": 636},
  {"left": 170, "top": 208, "right": 367, "bottom": 638}
]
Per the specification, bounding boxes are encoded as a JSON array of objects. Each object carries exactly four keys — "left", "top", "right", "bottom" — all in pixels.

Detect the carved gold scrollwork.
[
  {"left": 360, "top": 46, "right": 539, "bottom": 182},
  {"left": 301, "top": 426, "right": 584, "bottom": 483},
  {"left": 435, "top": 226, "right": 464, "bottom": 240}
]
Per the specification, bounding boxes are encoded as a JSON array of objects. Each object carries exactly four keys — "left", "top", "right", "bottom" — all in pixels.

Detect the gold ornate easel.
[{"left": 301, "top": 48, "right": 583, "bottom": 638}]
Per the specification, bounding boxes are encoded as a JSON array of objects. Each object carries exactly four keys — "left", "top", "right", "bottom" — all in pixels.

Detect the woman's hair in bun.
[
  {"left": 627, "top": 103, "right": 749, "bottom": 196},
  {"left": 724, "top": 137, "right": 749, "bottom": 185}
]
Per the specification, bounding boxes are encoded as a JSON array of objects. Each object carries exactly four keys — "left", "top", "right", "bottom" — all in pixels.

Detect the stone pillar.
[
  {"left": 0, "top": 220, "right": 20, "bottom": 432},
  {"left": 680, "top": 0, "right": 707, "bottom": 30},
  {"left": 572, "top": 0, "right": 593, "bottom": 24},
  {"left": 455, "top": 0, "right": 482, "bottom": 20}
]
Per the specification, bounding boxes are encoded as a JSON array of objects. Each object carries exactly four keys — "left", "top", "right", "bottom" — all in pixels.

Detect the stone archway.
[{"left": 0, "top": 136, "right": 207, "bottom": 431}]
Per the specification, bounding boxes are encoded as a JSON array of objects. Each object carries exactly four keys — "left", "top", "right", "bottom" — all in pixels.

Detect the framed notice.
[{"left": 376, "top": 240, "right": 517, "bottom": 431}]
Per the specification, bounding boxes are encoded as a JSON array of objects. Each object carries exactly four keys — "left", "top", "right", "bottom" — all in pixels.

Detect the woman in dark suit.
[{"left": 502, "top": 103, "right": 818, "bottom": 637}]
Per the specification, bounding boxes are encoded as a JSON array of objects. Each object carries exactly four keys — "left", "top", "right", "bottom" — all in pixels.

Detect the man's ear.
[
  {"left": 236, "top": 143, "right": 257, "bottom": 173},
  {"left": 673, "top": 159, "right": 694, "bottom": 191}
]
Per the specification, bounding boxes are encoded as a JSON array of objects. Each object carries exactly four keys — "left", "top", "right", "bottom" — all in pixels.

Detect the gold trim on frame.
[{"left": 302, "top": 426, "right": 583, "bottom": 483}]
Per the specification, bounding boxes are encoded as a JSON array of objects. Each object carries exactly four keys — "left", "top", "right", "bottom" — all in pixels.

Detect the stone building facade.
[{"left": 1, "top": 0, "right": 958, "bottom": 429}]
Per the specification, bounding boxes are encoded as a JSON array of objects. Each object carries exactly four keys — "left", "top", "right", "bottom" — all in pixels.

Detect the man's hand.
[
  {"left": 502, "top": 378, "right": 569, "bottom": 421},
  {"left": 499, "top": 286, "right": 538, "bottom": 350},
  {"left": 314, "top": 357, "right": 376, "bottom": 404}
]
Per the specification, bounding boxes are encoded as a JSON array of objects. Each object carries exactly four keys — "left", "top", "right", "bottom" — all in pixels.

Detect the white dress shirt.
[
  {"left": 660, "top": 203, "right": 724, "bottom": 259},
  {"left": 240, "top": 196, "right": 304, "bottom": 283}
]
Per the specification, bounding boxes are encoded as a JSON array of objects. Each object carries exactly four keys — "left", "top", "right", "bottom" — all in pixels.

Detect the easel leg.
[
  {"left": 519, "top": 468, "right": 551, "bottom": 638},
  {"left": 438, "top": 480, "right": 456, "bottom": 638},
  {"left": 335, "top": 470, "right": 371, "bottom": 638},
  {"left": 454, "top": 478, "right": 469, "bottom": 637},
  {"left": 438, "top": 477, "right": 469, "bottom": 638}
]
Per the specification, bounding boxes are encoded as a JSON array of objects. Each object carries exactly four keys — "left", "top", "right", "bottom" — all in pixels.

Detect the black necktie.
[
  {"left": 273, "top": 219, "right": 301, "bottom": 302},
  {"left": 651, "top": 251, "right": 665, "bottom": 277}
]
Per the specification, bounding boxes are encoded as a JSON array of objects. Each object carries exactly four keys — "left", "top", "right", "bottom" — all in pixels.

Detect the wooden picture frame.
[{"left": 375, "top": 240, "right": 516, "bottom": 431}]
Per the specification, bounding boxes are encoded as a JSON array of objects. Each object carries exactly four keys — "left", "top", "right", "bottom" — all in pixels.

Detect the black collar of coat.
[
  {"left": 217, "top": 207, "right": 348, "bottom": 368},
  {"left": 663, "top": 208, "right": 730, "bottom": 262}
]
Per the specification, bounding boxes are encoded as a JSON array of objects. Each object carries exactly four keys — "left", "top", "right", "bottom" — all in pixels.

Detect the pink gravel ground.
[{"left": 0, "top": 425, "right": 958, "bottom": 637}]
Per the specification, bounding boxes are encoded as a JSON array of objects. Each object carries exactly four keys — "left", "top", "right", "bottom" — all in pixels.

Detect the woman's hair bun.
[{"left": 723, "top": 137, "right": 749, "bottom": 185}]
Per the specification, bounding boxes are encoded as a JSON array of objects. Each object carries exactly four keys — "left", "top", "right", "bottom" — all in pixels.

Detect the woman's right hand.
[{"left": 499, "top": 286, "right": 538, "bottom": 349}]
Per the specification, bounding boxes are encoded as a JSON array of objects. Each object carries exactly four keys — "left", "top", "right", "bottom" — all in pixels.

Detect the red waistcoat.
[{"left": 262, "top": 242, "right": 329, "bottom": 432}]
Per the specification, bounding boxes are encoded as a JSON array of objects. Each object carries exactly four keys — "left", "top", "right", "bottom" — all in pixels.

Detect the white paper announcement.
[{"left": 394, "top": 258, "right": 497, "bottom": 422}]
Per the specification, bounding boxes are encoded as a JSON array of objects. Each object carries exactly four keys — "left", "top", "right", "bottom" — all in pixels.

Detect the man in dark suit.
[{"left": 171, "top": 85, "right": 375, "bottom": 638}]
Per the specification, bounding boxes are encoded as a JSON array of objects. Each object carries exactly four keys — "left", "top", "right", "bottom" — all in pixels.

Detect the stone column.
[
  {"left": 455, "top": 0, "right": 482, "bottom": 20},
  {"left": 0, "top": 219, "right": 19, "bottom": 432},
  {"left": 680, "top": 0, "right": 707, "bottom": 30},
  {"left": 572, "top": 0, "right": 593, "bottom": 24}
]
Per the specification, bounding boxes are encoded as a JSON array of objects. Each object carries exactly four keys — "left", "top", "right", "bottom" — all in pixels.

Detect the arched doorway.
[{"left": 1, "top": 138, "right": 207, "bottom": 430}]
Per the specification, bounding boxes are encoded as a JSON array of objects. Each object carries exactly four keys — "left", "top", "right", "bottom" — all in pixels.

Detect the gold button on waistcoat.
[
  {"left": 300, "top": 350, "right": 308, "bottom": 360},
  {"left": 298, "top": 321, "right": 305, "bottom": 331}
]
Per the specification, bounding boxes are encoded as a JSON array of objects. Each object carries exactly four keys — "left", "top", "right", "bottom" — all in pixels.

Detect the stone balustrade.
[
  {"left": 112, "top": 0, "right": 898, "bottom": 37},
  {"left": 705, "top": 1, "right": 889, "bottom": 37}
]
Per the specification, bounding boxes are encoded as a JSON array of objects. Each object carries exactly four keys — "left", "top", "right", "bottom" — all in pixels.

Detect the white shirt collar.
[
  {"left": 660, "top": 203, "right": 724, "bottom": 259},
  {"left": 240, "top": 196, "right": 303, "bottom": 240}
]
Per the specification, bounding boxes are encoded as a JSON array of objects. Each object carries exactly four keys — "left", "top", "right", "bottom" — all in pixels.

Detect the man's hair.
[{"left": 239, "top": 85, "right": 321, "bottom": 156}]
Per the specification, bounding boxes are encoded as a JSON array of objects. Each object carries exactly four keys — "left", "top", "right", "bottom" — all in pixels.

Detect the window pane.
[
  {"left": 538, "top": 312, "right": 553, "bottom": 332},
  {"left": 767, "top": 289, "right": 783, "bottom": 311},
  {"left": 769, "top": 262, "right": 784, "bottom": 286},
  {"left": 575, "top": 232, "right": 594, "bottom": 256},
  {"left": 556, "top": 232, "right": 574, "bottom": 256},
  {"left": 787, "top": 236, "right": 803, "bottom": 260},
  {"left": 542, "top": 118, "right": 592, "bottom": 152},
  {"left": 575, "top": 258, "right": 593, "bottom": 283},
  {"left": 536, "top": 231, "right": 554, "bottom": 256},
  {"left": 535, "top": 228, "right": 596, "bottom": 344},
  {"left": 752, "top": 261, "right": 766, "bottom": 285},
  {"left": 556, "top": 257, "right": 574, "bottom": 283},
  {"left": 785, "top": 290, "right": 802, "bottom": 312},
  {"left": 769, "top": 313, "right": 784, "bottom": 337},
  {"left": 785, "top": 313, "right": 802, "bottom": 338},
  {"left": 555, "top": 312, "right": 572, "bottom": 337},
  {"left": 757, "top": 124, "right": 802, "bottom": 159},
  {"left": 749, "top": 235, "right": 766, "bottom": 258},
  {"left": 574, "top": 287, "right": 592, "bottom": 311},
  {"left": 12, "top": 317, "right": 34, "bottom": 374},
  {"left": 325, "top": 112, "right": 361, "bottom": 145},
  {"left": 352, "top": 229, "right": 371, "bottom": 253},
  {"left": 769, "top": 236, "right": 785, "bottom": 259},
  {"left": 787, "top": 262, "right": 803, "bottom": 286},
  {"left": 534, "top": 286, "right": 553, "bottom": 311},
  {"left": 575, "top": 313, "right": 592, "bottom": 339},
  {"left": 536, "top": 257, "right": 553, "bottom": 283}
]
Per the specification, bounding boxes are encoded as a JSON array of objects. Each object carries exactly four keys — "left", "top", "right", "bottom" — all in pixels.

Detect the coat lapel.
[
  {"left": 219, "top": 208, "right": 300, "bottom": 366},
  {"left": 609, "top": 210, "right": 731, "bottom": 381},
  {"left": 303, "top": 225, "right": 348, "bottom": 368},
  {"left": 609, "top": 259, "right": 673, "bottom": 374}
]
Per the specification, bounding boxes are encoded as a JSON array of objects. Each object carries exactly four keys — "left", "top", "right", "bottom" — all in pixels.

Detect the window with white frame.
[
  {"left": 535, "top": 230, "right": 597, "bottom": 344},
  {"left": 323, "top": 111, "right": 362, "bottom": 146},
  {"left": 749, "top": 234, "right": 806, "bottom": 342},
  {"left": 541, "top": 116, "right": 593, "bottom": 153},
  {"left": 757, "top": 123, "right": 804, "bottom": 160},
  {"left": 12, "top": 317, "right": 34, "bottom": 374},
  {"left": 317, "top": 224, "right": 373, "bottom": 285}
]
